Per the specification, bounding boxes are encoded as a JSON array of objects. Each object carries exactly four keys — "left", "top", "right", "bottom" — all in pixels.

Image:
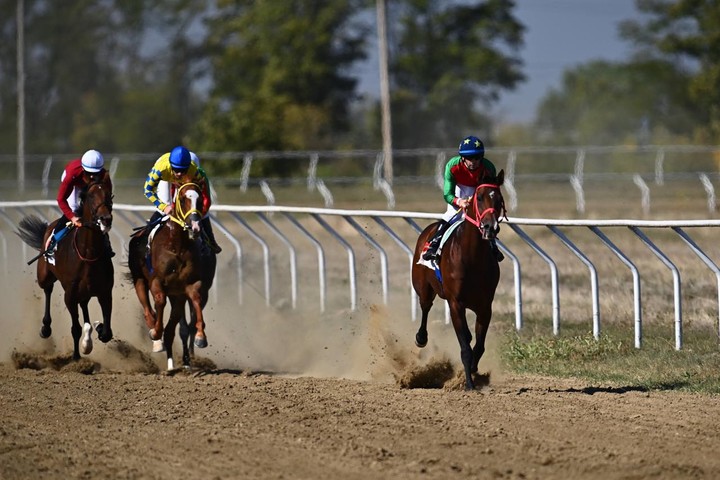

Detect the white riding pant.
[{"left": 441, "top": 184, "right": 475, "bottom": 221}]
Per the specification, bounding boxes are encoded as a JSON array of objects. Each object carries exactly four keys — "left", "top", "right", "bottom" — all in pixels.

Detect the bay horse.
[
  {"left": 15, "top": 178, "right": 114, "bottom": 360},
  {"left": 411, "top": 170, "right": 505, "bottom": 390},
  {"left": 127, "top": 181, "right": 215, "bottom": 371}
]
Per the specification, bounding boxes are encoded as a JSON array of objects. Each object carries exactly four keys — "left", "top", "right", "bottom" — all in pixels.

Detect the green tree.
[
  {"left": 619, "top": 0, "right": 720, "bottom": 141},
  {"left": 534, "top": 59, "right": 698, "bottom": 145},
  {"left": 192, "top": 0, "right": 369, "bottom": 168},
  {"left": 389, "top": 0, "right": 525, "bottom": 150}
]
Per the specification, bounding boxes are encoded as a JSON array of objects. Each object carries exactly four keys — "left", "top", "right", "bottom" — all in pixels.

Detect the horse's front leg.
[
  {"left": 449, "top": 301, "right": 475, "bottom": 390},
  {"left": 94, "top": 289, "right": 113, "bottom": 343},
  {"left": 178, "top": 301, "right": 192, "bottom": 368},
  {"left": 471, "top": 302, "right": 493, "bottom": 375},
  {"left": 79, "top": 300, "right": 94, "bottom": 355},
  {"left": 149, "top": 279, "right": 167, "bottom": 353},
  {"left": 186, "top": 282, "right": 207, "bottom": 349},
  {"left": 64, "top": 292, "right": 83, "bottom": 360},
  {"left": 164, "top": 296, "right": 185, "bottom": 371}
]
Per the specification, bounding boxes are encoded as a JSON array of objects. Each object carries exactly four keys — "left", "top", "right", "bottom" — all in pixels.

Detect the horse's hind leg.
[
  {"left": 449, "top": 302, "right": 475, "bottom": 390},
  {"left": 39, "top": 284, "right": 54, "bottom": 338},
  {"left": 414, "top": 282, "right": 436, "bottom": 348},
  {"left": 37, "top": 264, "right": 56, "bottom": 339}
]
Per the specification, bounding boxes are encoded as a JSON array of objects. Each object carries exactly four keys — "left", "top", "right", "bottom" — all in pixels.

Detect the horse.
[
  {"left": 127, "top": 181, "right": 215, "bottom": 371},
  {"left": 411, "top": 170, "right": 506, "bottom": 390},
  {"left": 15, "top": 178, "right": 115, "bottom": 360}
]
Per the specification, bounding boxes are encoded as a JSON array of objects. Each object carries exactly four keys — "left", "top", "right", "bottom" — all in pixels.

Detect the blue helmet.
[
  {"left": 458, "top": 136, "right": 485, "bottom": 157},
  {"left": 169, "top": 146, "right": 191, "bottom": 169}
]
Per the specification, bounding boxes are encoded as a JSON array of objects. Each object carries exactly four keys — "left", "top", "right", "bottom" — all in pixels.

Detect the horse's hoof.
[
  {"left": 39, "top": 325, "right": 52, "bottom": 339},
  {"left": 194, "top": 336, "right": 208, "bottom": 349},
  {"left": 415, "top": 332, "right": 428, "bottom": 348},
  {"left": 148, "top": 329, "right": 160, "bottom": 341},
  {"left": 152, "top": 339, "right": 165, "bottom": 353},
  {"left": 94, "top": 322, "right": 112, "bottom": 343},
  {"left": 80, "top": 323, "right": 93, "bottom": 355}
]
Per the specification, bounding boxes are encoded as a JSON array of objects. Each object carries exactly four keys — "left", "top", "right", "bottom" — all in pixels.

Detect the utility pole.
[
  {"left": 376, "top": 0, "right": 393, "bottom": 185},
  {"left": 17, "top": 0, "right": 25, "bottom": 193}
]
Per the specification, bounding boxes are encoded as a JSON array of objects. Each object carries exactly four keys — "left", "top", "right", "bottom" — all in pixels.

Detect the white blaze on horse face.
[{"left": 184, "top": 189, "right": 202, "bottom": 233}]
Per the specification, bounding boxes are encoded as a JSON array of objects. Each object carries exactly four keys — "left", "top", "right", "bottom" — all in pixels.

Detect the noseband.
[{"left": 463, "top": 183, "right": 506, "bottom": 235}]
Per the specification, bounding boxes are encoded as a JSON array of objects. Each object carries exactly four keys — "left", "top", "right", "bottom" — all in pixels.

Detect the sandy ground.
[{"left": 3, "top": 271, "right": 720, "bottom": 480}]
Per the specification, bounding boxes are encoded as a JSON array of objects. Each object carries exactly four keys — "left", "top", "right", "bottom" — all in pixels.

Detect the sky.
[
  {"left": 355, "top": 0, "right": 643, "bottom": 124},
  {"left": 496, "top": 0, "right": 642, "bottom": 123}
]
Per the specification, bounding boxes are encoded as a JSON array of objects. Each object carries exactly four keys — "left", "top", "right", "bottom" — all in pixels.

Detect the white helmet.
[
  {"left": 190, "top": 151, "right": 200, "bottom": 166},
  {"left": 81, "top": 150, "right": 104, "bottom": 173}
]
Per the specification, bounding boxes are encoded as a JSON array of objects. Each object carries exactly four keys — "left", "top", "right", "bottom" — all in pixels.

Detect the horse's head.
[
  {"left": 80, "top": 180, "right": 113, "bottom": 234},
  {"left": 173, "top": 182, "right": 203, "bottom": 239},
  {"left": 466, "top": 169, "right": 506, "bottom": 240}
]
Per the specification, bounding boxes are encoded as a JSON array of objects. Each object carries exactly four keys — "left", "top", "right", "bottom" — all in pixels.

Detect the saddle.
[{"left": 416, "top": 219, "right": 464, "bottom": 270}]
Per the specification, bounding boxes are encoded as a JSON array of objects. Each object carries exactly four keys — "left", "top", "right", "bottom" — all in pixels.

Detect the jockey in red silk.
[
  {"left": 47, "top": 149, "right": 115, "bottom": 260},
  {"left": 421, "top": 135, "right": 504, "bottom": 262}
]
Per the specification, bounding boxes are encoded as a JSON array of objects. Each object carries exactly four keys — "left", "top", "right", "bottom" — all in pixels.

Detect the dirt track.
[
  {"left": 3, "top": 267, "right": 720, "bottom": 479},
  {"left": 2, "top": 350, "right": 720, "bottom": 479}
]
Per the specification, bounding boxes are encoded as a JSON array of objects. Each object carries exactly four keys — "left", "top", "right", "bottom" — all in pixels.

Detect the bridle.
[
  {"left": 74, "top": 182, "right": 113, "bottom": 261},
  {"left": 463, "top": 183, "right": 506, "bottom": 236},
  {"left": 171, "top": 182, "right": 203, "bottom": 232}
]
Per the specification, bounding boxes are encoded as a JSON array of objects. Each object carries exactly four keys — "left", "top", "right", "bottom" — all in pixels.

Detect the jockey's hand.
[
  {"left": 70, "top": 216, "right": 82, "bottom": 228},
  {"left": 456, "top": 198, "right": 470, "bottom": 209},
  {"left": 162, "top": 204, "right": 173, "bottom": 216}
]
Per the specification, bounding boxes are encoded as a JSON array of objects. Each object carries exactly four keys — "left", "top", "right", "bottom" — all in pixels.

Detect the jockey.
[
  {"left": 47, "top": 149, "right": 115, "bottom": 260},
  {"left": 421, "top": 135, "right": 504, "bottom": 262},
  {"left": 144, "top": 145, "right": 222, "bottom": 254}
]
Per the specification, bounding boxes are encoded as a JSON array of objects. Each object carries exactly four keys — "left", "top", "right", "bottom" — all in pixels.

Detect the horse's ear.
[{"left": 496, "top": 169, "right": 504, "bottom": 186}]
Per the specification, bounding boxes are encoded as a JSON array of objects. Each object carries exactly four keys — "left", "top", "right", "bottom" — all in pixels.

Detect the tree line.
[{"left": 0, "top": 0, "right": 717, "bottom": 163}]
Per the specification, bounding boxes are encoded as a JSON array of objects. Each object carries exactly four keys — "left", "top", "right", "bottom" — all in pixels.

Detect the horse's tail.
[{"left": 15, "top": 215, "right": 48, "bottom": 250}]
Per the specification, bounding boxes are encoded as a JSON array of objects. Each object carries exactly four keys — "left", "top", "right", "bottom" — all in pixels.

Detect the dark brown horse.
[
  {"left": 128, "top": 181, "right": 215, "bottom": 371},
  {"left": 15, "top": 178, "right": 114, "bottom": 359},
  {"left": 411, "top": 170, "right": 505, "bottom": 390}
]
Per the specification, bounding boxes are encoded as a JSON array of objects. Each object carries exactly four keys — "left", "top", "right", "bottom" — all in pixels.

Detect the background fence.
[{"left": 3, "top": 145, "right": 720, "bottom": 218}]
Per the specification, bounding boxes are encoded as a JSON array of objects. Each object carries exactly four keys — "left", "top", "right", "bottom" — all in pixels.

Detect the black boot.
[
  {"left": 201, "top": 217, "right": 222, "bottom": 254},
  {"left": 422, "top": 220, "right": 448, "bottom": 261}
]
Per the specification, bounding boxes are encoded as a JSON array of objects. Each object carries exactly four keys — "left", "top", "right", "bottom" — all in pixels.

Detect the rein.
[{"left": 71, "top": 225, "right": 101, "bottom": 262}]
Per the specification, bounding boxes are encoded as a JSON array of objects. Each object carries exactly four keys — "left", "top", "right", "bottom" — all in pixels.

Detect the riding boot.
[
  {"left": 422, "top": 220, "right": 448, "bottom": 261},
  {"left": 45, "top": 216, "right": 69, "bottom": 262},
  {"left": 201, "top": 217, "right": 222, "bottom": 254},
  {"left": 490, "top": 239, "right": 504, "bottom": 262}
]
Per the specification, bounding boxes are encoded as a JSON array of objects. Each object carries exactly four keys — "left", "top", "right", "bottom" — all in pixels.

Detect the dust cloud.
[{"left": 4, "top": 262, "right": 506, "bottom": 389}]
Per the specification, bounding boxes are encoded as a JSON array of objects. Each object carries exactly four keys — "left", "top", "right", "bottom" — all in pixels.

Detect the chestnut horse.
[
  {"left": 15, "top": 178, "right": 114, "bottom": 359},
  {"left": 411, "top": 170, "right": 505, "bottom": 390},
  {"left": 127, "top": 181, "right": 215, "bottom": 371}
]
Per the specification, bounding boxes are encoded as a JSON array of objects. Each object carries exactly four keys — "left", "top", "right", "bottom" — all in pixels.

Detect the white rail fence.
[{"left": 2, "top": 201, "right": 720, "bottom": 351}]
